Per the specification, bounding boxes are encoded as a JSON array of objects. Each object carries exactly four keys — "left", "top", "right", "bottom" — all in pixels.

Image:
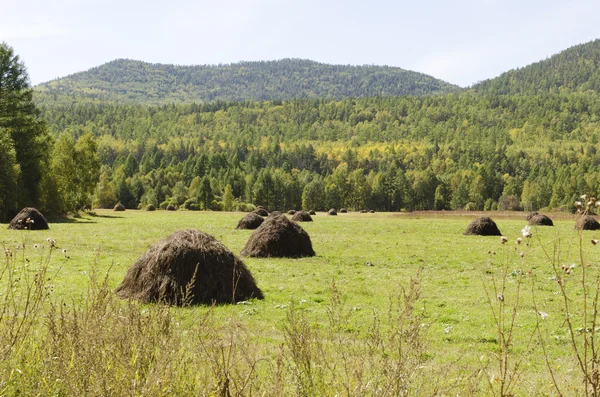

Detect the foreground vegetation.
[{"left": 1, "top": 210, "right": 598, "bottom": 395}]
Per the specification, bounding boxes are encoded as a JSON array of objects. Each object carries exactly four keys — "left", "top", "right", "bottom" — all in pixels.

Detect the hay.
[
  {"left": 308, "top": 210, "right": 316, "bottom": 215},
  {"left": 369, "top": 210, "right": 375, "bottom": 213},
  {"left": 340, "top": 208, "right": 348, "bottom": 213},
  {"left": 236, "top": 212, "right": 264, "bottom": 230},
  {"left": 575, "top": 215, "right": 600, "bottom": 230},
  {"left": 268, "top": 211, "right": 283, "bottom": 218},
  {"left": 327, "top": 208, "right": 337, "bottom": 216},
  {"left": 527, "top": 212, "right": 553, "bottom": 226},
  {"left": 116, "top": 229, "right": 263, "bottom": 305},
  {"left": 253, "top": 208, "right": 269, "bottom": 217},
  {"left": 114, "top": 203, "right": 125, "bottom": 211},
  {"left": 241, "top": 214, "right": 315, "bottom": 258},
  {"left": 8, "top": 208, "right": 49, "bottom": 230},
  {"left": 464, "top": 217, "right": 502, "bottom": 236},
  {"left": 146, "top": 205, "right": 156, "bottom": 211},
  {"left": 166, "top": 204, "right": 176, "bottom": 211},
  {"left": 287, "top": 210, "right": 296, "bottom": 215},
  {"left": 292, "top": 211, "right": 313, "bottom": 222},
  {"left": 360, "top": 210, "right": 367, "bottom": 213}
]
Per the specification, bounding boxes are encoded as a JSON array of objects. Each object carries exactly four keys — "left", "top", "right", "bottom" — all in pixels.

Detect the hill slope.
[
  {"left": 33, "top": 58, "right": 460, "bottom": 105},
  {"left": 474, "top": 39, "right": 600, "bottom": 95}
]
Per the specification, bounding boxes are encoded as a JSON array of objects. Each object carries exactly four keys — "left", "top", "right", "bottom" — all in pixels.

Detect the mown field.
[{"left": 0, "top": 210, "right": 597, "bottom": 395}]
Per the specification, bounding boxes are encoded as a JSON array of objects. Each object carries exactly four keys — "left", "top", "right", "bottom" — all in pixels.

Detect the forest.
[{"left": 3, "top": 39, "right": 600, "bottom": 219}]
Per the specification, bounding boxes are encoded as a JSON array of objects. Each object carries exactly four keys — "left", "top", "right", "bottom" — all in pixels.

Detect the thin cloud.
[{"left": 0, "top": 19, "right": 69, "bottom": 40}]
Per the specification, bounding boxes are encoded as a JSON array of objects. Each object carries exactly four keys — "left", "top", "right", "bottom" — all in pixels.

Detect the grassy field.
[{"left": 0, "top": 209, "right": 597, "bottom": 395}]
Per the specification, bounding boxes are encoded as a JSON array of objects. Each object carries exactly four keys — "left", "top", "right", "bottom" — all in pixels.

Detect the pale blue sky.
[{"left": 3, "top": 0, "right": 600, "bottom": 87}]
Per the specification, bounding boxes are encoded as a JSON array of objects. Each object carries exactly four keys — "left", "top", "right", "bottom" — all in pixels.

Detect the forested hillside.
[
  {"left": 38, "top": 89, "right": 600, "bottom": 213},
  {"left": 33, "top": 58, "right": 460, "bottom": 106},
  {"left": 474, "top": 39, "right": 600, "bottom": 95}
]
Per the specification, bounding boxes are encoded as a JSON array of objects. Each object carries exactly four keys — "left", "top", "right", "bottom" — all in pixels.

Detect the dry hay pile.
[
  {"left": 241, "top": 214, "right": 315, "bottom": 258},
  {"left": 369, "top": 210, "right": 375, "bottom": 213},
  {"left": 166, "top": 204, "right": 176, "bottom": 211},
  {"left": 292, "top": 211, "right": 313, "bottom": 222},
  {"left": 464, "top": 217, "right": 502, "bottom": 236},
  {"left": 327, "top": 208, "right": 337, "bottom": 216},
  {"left": 236, "top": 212, "right": 264, "bottom": 230},
  {"left": 575, "top": 215, "right": 600, "bottom": 230},
  {"left": 146, "top": 204, "right": 156, "bottom": 211},
  {"left": 116, "top": 229, "right": 263, "bottom": 305},
  {"left": 340, "top": 208, "right": 348, "bottom": 213},
  {"left": 114, "top": 203, "right": 125, "bottom": 211},
  {"left": 527, "top": 212, "right": 553, "bottom": 226},
  {"left": 253, "top": 208, "right": 269, "bottom": 217},
  {"left": 8, "top": 208, "right": 49, "bottom": 230},
  {"left": 287, "top": 210, "right": 296, "bottom": 215},
  {"left": 360, "top": 210, "right": 367, "bottom": 213},
  {"left": 268, "top": 211, "right": 283, "bottom": 218},
  {"left": 308, "top": 210, "right": 316, "bottom": 215}
]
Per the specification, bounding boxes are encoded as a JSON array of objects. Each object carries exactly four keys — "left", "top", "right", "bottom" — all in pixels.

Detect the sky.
[{"left": 3, "top": 0, "right": 600, "bottom": 87}]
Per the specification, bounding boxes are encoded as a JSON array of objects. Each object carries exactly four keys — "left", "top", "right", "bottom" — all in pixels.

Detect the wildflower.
[
  {"left": 33, "top": 244, "right": 39, "bottom": 249},
  {"left": 581, "top": 194, "right": 588, "bottom": 200},
  {"left": 519, "top": 252, "right": 525, "bottom": 258},
  {"left": 516, "top": 237, "right": 522, "bottom": 245},
  {"left": 592, "top": 239, "right": 599, "bottom": 245},
  {"left": 596, "top": 201, "right": 600, "bottom": 208},
  {"left": 538, "top": 311, "right": 549, "bottom": 320},
  {"left": 500, "top": 236, "right": 508, "bottom": 244},
  {"left": 521, "top": 226, "right": 532, "bottom": 238},
  {"left": 575, "top": 201, "right": 583, "bottom": 207},
  {"left": 497, "top": 294, "right": 504, "bottom": 301},
  {"left": 61, "top": 249, "right": 67, "bottom": 254}
]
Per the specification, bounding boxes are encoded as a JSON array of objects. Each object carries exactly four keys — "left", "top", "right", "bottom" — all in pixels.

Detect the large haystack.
[
  {"left": 464, "top": 217, "right": 502, "bottom": 236},
  {"left": 575, "top": 215, "right": 600, "bottom": 230},
  {"left": 253, "top": 208, "right": 269, "bottom": 217},
  {"left": 236, "top": 212, "right": 264, "bottom": 230},
  {"left": 8, "top": 208, "right": 49, "bottom": 230},
  {"left": 527, "top": 212, "right": 553, "bottom": 226},
  {"left": 292, "top": 211, "right": 313, "bottom": 222},
  {"left": 241, "top": 214, "right": 315, "bottom": 258},
  {"left": 116, "top": 229, "right": 263, "bottom": 305},
  {"left": 327, "top": 208, "right": 337, "bottom": 216},
  {"left": 114, "top": 203, "right": 125, "bottom": 211}
]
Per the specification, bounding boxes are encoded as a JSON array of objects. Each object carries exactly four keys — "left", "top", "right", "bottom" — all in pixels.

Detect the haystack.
[
  {"left": 241, "top": 214, "right": 315, "bottom": 258},
  {"left": 287, "top": 210, "right": 296, "bottom": 215},
  {"left": 340, "top": 208, "right": 348, "bottom": 213},
  {"left": 268, "top": 211, "right": 283, "bottom": 218},
  {"left": 527, "top": 212, "right": 553, "bottom": 226},
  {"left": 8, "top": 208, "right": 49, "bottom": 230},
  {"left": 464, "top": 217, "right": 502, "bottom": 236},
  {"left": 327, "top": 208, "right": 337, "bottom": 216},
  {"left": 369, "top": 210, "right": 375, "bottom": 213},
  {"left": 166, "top": 204, "right": 176, "bottom": 211},
  {"left": 116, "top": 229, "right": 263, "bottom": 305},
  {"left": 575, "top": 215, "right": 600, "bottom": 230},
  {"left": 236, "top": 212, "right": 264, "bottom": 230},
  {"left": 253, "top": 208, "right": 269, "bottom": 217},
  {"left": 114, "top": 203, "right": 125, "bottom": 211},
  {"left": 360, "top": 210, "right": 367, "bottom": 213},
  {"left": 292, "top": 211, "right": 313, "bottom": 222},
  {"left": 308, "top": 210, "right": 316, "bottom": 215},
  {"left": 146, "top": 204, "right": 156, "bottom": 211}
]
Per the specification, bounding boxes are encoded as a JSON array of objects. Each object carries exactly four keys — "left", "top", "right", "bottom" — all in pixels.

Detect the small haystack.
[
  {"left": 292, "top": 211, "right": 313, "bottom": 222},
  {"left": 241, "top": 214, "right": 315, "bottom": 258},
  {"left": 360, "top": 210, "right": 367, "bottom": 213},
  {"left": 146, "top": 205, "right": 156, "bottom": 211},
  {"left": 166, "top": 204, "right": 176, "bottom": 211},
  {"left": 236, "top": 212, "right": 264, "bottom": 230},
  {"left": 116, "top": 229, "right": 263, "bottom": 305},
  {"left": 253, "top": 208, "right": 269, "bottom": 217},
  {"left": 114, "top": 203, "right": 125, "bottom": 211},
  {"left": 527, "top": 212, "right": 553, "bottom": 226},
  {"left": 8, "top": 208, "right": 49, "bottom": 230},
  {"left": 464, "top": 217, "right": 502, "bottom": 236},
  {"left": 287, "top": 210, "right": 296, "bottom": 215},
  {"left": 340, "top": 208, "right": 348, "bottom": 213},
  {"left": 575, "top": 215, "right": 600, "bottom": 230},
  {"left": 369, "top": 210, "right": 375, "bottom": 213},
  {"left": 327, "top": 208, "right": 337, "bottom": 216},
  {"left": 308, "top": 210, "right": 316, "bottom": 215}
]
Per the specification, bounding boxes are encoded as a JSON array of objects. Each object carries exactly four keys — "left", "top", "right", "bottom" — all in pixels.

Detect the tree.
[
  {"left": 222, "top": 184, "right": 234, "bottom": 211},
  {"left": 0, "top": 127, "right": 19, "bottom": 219},
  {"left": 0, "top": 42, "right": 50, "bottom": 216}
]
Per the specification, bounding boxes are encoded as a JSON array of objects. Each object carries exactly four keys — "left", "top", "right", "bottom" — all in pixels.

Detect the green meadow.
[{"left": 1, "top": 210, "right": 597, "bottom": 395}]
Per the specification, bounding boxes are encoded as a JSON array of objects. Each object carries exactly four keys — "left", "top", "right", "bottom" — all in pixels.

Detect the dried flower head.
[
  {"left": 538, "top": 311, "right": 549, "bottom": 320},
  {"left": 521, "top": 226, "right": 532, "bottom": 238},
  {"left": 497, "top": 294, "right": 504, "bottom": 301},
  {"left": 500, "top": 236, "right": 508, "bottom": 244},
  {"left": 575, "top": 201, "right": 583, "bottom": 208},
  {"left": 593, "top": 239, "right": 599, "bottom": 245},
  {"left": 516, "top": 237, "right": 523, "bottom": 245},
  {"left": 519, "top": 252, "right": 525, "bottom": 258}
]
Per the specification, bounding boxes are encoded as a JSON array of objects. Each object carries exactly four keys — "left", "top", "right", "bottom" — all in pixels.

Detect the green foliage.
[{"left": 34, "top": 58, "right": 459, "bottom": 106}]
